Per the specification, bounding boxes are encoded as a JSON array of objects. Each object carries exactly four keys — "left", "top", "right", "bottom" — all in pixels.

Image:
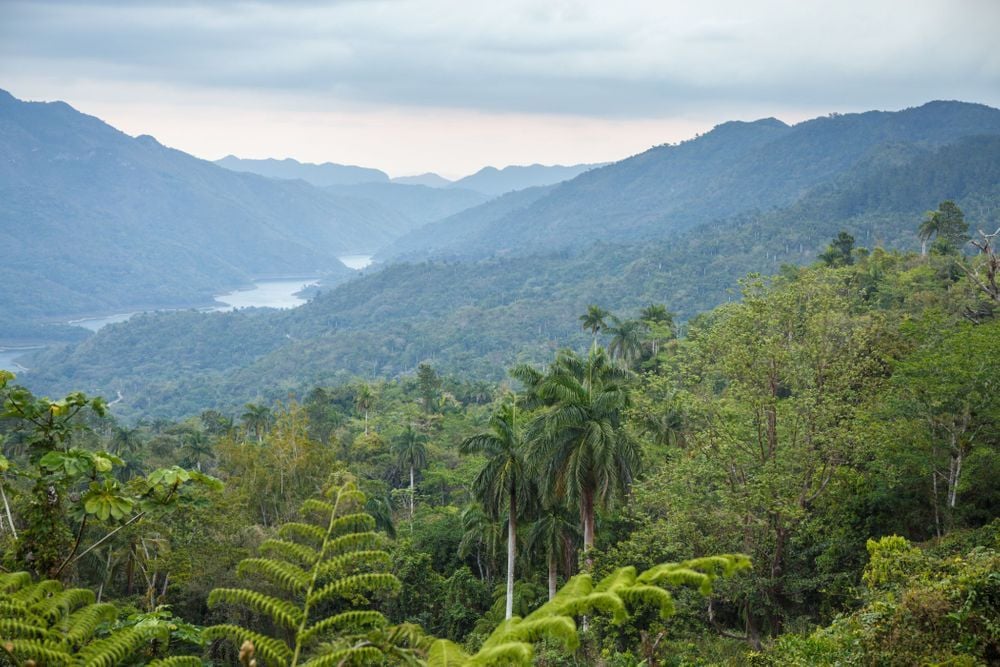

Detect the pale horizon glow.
[{"left": 2, "top": 0, "right": 998, "bottom": 176}]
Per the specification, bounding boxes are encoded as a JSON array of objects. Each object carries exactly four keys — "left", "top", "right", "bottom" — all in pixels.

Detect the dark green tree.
[{"left": 460, "top": 401, "right": 534, "bottom": 619}]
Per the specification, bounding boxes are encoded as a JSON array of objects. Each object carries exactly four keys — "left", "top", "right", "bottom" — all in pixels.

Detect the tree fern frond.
[
  {"left": 299, "top": 610, "right": 386, "bottom": 645},
  {"left": 147, "top": 657, "right": 206, "bottom": 667},
  {"left": 301, "top": 498, "right": 336, "bottom": 516},
  {"left": 75, "top": 623, "right": 170, "bottom": 667},
  {"left": 314, "top": 550, "right": 391, "bottom": 580},
  {"left": 208, "top": 587, "right": 305, "bottom": 629},
  {"left": 0, "top": 617, "right": 62, "bottom": 641},
  {"left": 326, "top": 512, "right": 376, "bottom": 540},
  {"left": 427, "top": 639, "right": 472, "bottom": 667},
  {"left": 237, "top": 558, "right": 310, "bottom": 595},
  {"left": 308, "top": 572, "right": 400, "bottom": 606},
  {"left": 59, "top": 602, "right": 118, "bottom": 644},
  {"left": 325, "top": 531, "right": 379, "bottom": 557},
  {"left": 300, "top": 645, "right": 383, "bottom": 666},
  {"left": 259, "top": 538, "right": 321, "bottom": 567},
  {"left": 279, "top": 521, "right": 328, "bottom": 546},
  {"left": 10, "top": 579, "right": 62, "bottom": 604},
  {"left": 33, "top": 587, "right": 97, "bottom": 621},
  {"left": 0, "top": 571, "right": 32, "bottom": 593},
  {"left": 618, "top": 584, "right": 675, "bottom": 619},
  {"left": 204, "top": 623, "right": 294, "bottom": 665},
  {"left": 1, "top": 638, "right": 74, "bottom": 665}
]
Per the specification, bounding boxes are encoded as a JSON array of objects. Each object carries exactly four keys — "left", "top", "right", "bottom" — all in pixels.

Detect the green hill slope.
[{"left": 22, "top": 133, "right": 1000, "bottom": 419}]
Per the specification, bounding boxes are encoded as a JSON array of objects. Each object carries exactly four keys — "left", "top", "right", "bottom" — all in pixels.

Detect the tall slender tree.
[
  {"left": 391, "top": 425, "right": 429, "bottom": 521},
  {"left": 460, "top": 401, "right": 534, "bottom": 619},
  {"left": 527, "top": 502, "right": 579, "bottom": 600},
  {"left": 516, "top": 347, "right": 640, "bottom": 567},
  {"left": 579, "top": 305, "right": 611, "bottom": 349},
  {"left": 606, "top": 317, "right": 648, "bottom": 367}
]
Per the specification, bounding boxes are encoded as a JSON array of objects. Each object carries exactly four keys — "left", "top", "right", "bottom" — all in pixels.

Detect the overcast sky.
[{"left": 2, "top": 0, "right": 999, "bottom": 177}]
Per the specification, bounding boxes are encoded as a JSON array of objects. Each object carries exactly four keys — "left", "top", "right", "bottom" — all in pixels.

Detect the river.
[{"left": 2, "top": 257, "right": 373, "bottom": 372}]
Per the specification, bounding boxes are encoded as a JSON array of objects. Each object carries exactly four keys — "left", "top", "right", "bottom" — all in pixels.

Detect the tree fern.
[
  {"left": 0, "top": 572, "right": 172, "bottom": 665},
  {"left": 205, "top": 478, "right": 411, "bottom": 666},
  {"left": 426, "top": 554, "right": 750, "bottom": 666}
]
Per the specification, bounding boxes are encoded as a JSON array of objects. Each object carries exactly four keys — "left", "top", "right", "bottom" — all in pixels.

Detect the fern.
[
  {"left": 0, "top": 574, "right": 180, "bottom": 665},
  {"left": 205, "top": 478, "right": 410, "bottom": 666},
  {"left": 426, "top": 554, "right": 751, "bottom": 666}
]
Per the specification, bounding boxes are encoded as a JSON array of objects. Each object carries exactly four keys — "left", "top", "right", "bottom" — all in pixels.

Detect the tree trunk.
[
  {"left": 409, "top": 465, "right": 415, "bottom": 521},
  {"left": 364, "top": 410, "right": 369, "bottom": 435},
  {"left": 505, "top": 489, "right": 516, "bottom": 620},
  {"left": 548, "top": 551, "right": 558, "bottom": 600},
  {"left": 0, "top": 483, "right": 17, "bottom": 539},
  {"left": 582, "top": 487, "right": 595, "bottom": 569}
]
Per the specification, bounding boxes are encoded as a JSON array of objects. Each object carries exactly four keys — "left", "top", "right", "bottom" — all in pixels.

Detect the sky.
[{"left": 2, "top": 0, "right": 999, "bottom": 177}]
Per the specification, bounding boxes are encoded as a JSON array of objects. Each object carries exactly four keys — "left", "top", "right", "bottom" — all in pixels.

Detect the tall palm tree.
[
  {"left": 180, "top": 430, "right": 214, "bottom": 472},
  {"left": 460, "top": 401, "right": 534, "bottom": 619},
  {"left": 240, "top": 403, "right": 272, "bottom": 443},
  {"left": 606, "top": 317, "right": 648, "bottom": 367},
  {"left": 520, "top": 347, "right": 640, "bottom": 567},
  {"left": 458, "top": 503, "right": 503, "bottom": 583},
  {"left": 391, "top": 425, "right": 428, "bottom": 521},
  {"left": 579, "top": 305, "right": 611, "bottom": 349},
  {"left": 527, "top": 502, "right": 579, "bottom": 600},
  {"left": 354, "top": 383, "right": 376, "bottom": 435}
]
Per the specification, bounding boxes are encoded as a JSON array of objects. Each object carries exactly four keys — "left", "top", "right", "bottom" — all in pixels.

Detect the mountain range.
[{"left": 6, "top": 93, "right": 1000, "bottom": 419}]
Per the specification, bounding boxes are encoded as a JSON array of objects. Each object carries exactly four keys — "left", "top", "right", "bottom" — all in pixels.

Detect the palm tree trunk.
[
  {"left": 548, "top": 551, "right": 558, "bottom": 601},
  {"left": 582, "top": 486, "right": 595, "bottom": 568},
  {"left": 409, "top": 465, "right": 415, "bottom": 521},
  {"left": 505, "top": 495, "right": 516, "bottom": 620}
]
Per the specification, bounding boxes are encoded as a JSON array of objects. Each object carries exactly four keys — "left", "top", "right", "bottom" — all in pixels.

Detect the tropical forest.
[{"left": 1, "top": 2, "right": 999, "bottom": 665}]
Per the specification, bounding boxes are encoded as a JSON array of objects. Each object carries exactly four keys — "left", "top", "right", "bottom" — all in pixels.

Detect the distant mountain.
[
  {"left": 0, "top": 90, "right": 414, "bottom": 341},
  {"left": 216, "top": 155, "right": 389, "bottom": 186},
  {"left": 391, "top": 173, "right": 453, "bottom": 188},
  {"left": 216, "top": 158, "right": 489, "bottom": 231},
  {"left": 25, "top": 132, "right": 1000, "bottom": 420},
  {"left": 412, "top": 102, "right": 1000, "bottom": 259},
  {"left": 449, "top": 163, "right": 605, "bottom": 196}
]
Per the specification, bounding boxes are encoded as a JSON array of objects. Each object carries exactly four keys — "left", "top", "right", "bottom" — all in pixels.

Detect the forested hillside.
[
  {"left": 2, "top": 231, "right": 997, "bottom": 664},
  {"left": 0, "top": 91, "right": 414, "bottom": 340},
  {"left": 394, "top": 101, "right": 1000, "bottom": 259},
  {"left": 24, "top": 133, "right": 1000, "bottom": 421}
]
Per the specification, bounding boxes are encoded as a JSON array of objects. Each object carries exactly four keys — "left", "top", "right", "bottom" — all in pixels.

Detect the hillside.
[
  {"left": 0, "top": 90, "right": 416, "bottom": 340},
  {"left": 22, "top": 132, "right": 1000, "bottom": 419},
  {"left": 403, "top": 102, "right": 1000, "bottom": 259}
]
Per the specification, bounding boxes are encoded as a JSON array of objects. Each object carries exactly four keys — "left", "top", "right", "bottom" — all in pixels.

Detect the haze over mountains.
[
  {"left": 5, "top": 90, "right": 1000, "bottom": 419},
  {"left": 217, "top": 155, "right": 604, "bottom": 197}
]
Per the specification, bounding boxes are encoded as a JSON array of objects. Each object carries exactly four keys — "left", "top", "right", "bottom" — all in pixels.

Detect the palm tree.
[
  {"left": 354, "top": 383, "right": 376, "bottom": 435},
  {"left": 518, "top": 347, "right": 640, "bottom": 567},
  {"left": 579, "top": 305, "right": 611, "bottom": 349},
  {"left": 527, "top": 502, "right": 579, "bottom": 600},
  {"left": 606, "top": 317, "right": 648, "bottom": 367},
  {"left": 460, "top": 401, "right": 534, "bottom": 619},
  {"left": 240, "top": 403, "right": 272, "bottom": 442},
  {"left": 180, "top": 430, "right": 214, "bottom": 472},
  {"left": 458, "top": 503, "right": 503, "bottom": 583},
  {"left": 391, "top": 425, "right": 428, "bottom": 521},
  {"left": 919, "top": 200, "right": 968, "bottom": 256}
]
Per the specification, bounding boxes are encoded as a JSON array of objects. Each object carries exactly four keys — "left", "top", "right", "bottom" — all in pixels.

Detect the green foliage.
[
  {"left": 427, "top": 555, "right": 750, "bottom": 666},
  {"left": 753, "top": 532, "right": 1000, "bottom": 666},
  {"left": 0, "top": 571, "right": 180, "bottom": 665},
  {"left": 205, "top": 478, "right": 414, "bottom": 666}
]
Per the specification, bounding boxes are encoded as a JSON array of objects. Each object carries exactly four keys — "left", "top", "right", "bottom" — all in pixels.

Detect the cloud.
[
  {"left": 3, "top": 0, "right": 999, "bottom": 118},
  {"left": 2, "top": 0, "right": 998, "bottom": 173}
]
